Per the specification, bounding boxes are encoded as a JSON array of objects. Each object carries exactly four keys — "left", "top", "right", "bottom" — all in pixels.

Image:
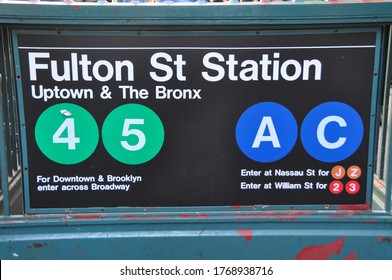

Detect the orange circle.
[
  {"left": 331, "top": 165, "right": 345, "bottom": 179},
  {"left": 347, "top": 165, "right": 361, "bottom": 179}
]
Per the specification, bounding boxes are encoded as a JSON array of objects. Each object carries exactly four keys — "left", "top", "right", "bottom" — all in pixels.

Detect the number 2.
[{"left": 329, "top": 180, "right": 343, "bottom": 194}]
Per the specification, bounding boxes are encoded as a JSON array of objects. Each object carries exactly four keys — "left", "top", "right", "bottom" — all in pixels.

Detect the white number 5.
[{"left": 121, "top": 119, "right": 146, "bottom": 151}]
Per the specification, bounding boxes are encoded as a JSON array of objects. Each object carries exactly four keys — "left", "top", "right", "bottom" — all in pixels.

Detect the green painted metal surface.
[
  {"left": 0, "top": 1, "right": 392, "bottom": 27},
  {"left": 0, "top": 0, "right": 392, "bottom": 259},
  {"left": 1, "top": 212, "right": 392, "bottom": 259}
]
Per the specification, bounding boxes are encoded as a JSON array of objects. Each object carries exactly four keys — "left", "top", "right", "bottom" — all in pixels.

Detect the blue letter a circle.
[{"left": 236, "top": 102, "right": 298, "bottom": 163}]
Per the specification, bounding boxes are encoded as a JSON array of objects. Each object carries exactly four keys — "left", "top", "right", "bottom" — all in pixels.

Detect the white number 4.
[
  {"left": 53, "top": 118, "right": 80, "bottom": 150},
  {"left": 121, "top": 119, "right": 146, "bottom": 151}
]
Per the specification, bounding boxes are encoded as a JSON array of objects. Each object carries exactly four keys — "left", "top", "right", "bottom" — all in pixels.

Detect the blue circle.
[
  {"left": 301, "top": 102, "right": 363, "bottom": 163},
  {"left": 236, "top": 102, "right": 298, "bottom": 163}
]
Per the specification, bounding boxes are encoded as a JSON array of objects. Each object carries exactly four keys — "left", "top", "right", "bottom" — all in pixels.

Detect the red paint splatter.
[
  {"left": 337, "top": 203, "right": 370, "bottom": 211},
  {"left": 376, "top": 236, "right": 384, "bottom": 243},
  {"left": 74, "top": 5, "right": 80, "bottom": 11},
  {"left": 344, "top": 250, "right": 358, "bottom": 260},
  {"left": 197, "top": 214, "right": 210, "bottom": 219},
  {"left": 292, "top": 211, "right": 312, "bottom": 215},
  {"left": 73, "top": 214, "right": 101, "bottom": 219},
  {"left": 123, "top": 214, "right": 135, "bottom": 219},
  {"left": 179, "top": 214, "right": 210, "bottom": 219},
  {"left": 230, "top": 206, "right": 242, "bottom": 209},
  {"left": 1, "top": 220, "right": 15, "bottom": 225},
  {"left": 237, "top": 229, "right": 253, "bottom": 242},
  {"left": 328, "top": 214, "right": 350, "bottom": 219},
  {"left": 274, "top": 215, "right": 297, "bottom": 221},
  {"left": 295, "top": 237, "right": 344, "bottom": 260},
  {"left": 179, "top": 214, "right": 191, "bottom": 218},
  {"left": 376, "top": 236, "right": 392, "bottom": 243}
]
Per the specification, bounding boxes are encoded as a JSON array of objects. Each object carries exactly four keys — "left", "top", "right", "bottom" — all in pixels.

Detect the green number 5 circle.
[
  {"left": 35, "top": 103, "right": 99, "bottom": 165},
  {"left": 102, "top": 104, "right": 165, "bottom": 165}
]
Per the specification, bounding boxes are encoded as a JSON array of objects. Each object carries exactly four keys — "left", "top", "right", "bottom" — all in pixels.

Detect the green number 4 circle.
[
  {"left": 102, "top": 104, "right": 165, "bottom": 165},
  {"left": 35, "top": 103, "right": 99, "bottom": 165}
]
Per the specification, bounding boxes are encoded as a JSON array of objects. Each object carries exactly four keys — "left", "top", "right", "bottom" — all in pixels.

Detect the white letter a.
[{"left": 252, "top": 116, "right": 281, "bottom": 148}]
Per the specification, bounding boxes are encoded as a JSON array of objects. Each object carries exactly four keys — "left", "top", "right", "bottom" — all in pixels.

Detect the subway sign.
[{"left": 14, "top": 30, "right": 379, "bottom": 211}]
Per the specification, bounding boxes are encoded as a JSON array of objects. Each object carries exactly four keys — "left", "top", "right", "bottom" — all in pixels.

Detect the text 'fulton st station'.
[{"left": 27, "top": 52, "right": 322, "bottom": 83}]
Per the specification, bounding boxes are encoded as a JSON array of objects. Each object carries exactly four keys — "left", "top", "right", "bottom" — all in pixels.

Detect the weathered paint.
[
  {"left": 328, "top": 211, "right": 362, "bottom": 218},
  {"left": 73, "top": 214, "right": 102, "bottom": 220},
  {"left": 233, "top": 211, "right": 313, "bottom": 221},
  {"left": 295, "top": 237, "right": 345, "bottom": 260},
  {"left": 337, "top": 203, "right": 371, "bottom": 210},
  {"left": 237, "top": 229, "right": 253, "bottom": 242},
  {"left": 178, "top": 214, "right": 210, "bottom": 219},
  {"left": 376, "top": 236, "right": 392, "bottom": 243},
  {"left": 26, "top": 243, "right": 47, "bottom": 249},
  {"left": 344, "top": 249, "right": 358, "bottom": 260},
  {"left": 364, "top": 219, "right": 377, "bottom": 223},
  {"left": 274, "top": 215, "right": 297, "bottom": 221},
  {"left": 122, "top": 215, "right": 172, "bottom": 221}
]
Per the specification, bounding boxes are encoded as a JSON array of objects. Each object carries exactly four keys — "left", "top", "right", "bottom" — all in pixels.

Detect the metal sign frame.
[
  {"left": 1, "top": 1, "right": 392, "bottom": 260},
  {"left": 12, "top": 27, "right": 382, "bottom": 213}
]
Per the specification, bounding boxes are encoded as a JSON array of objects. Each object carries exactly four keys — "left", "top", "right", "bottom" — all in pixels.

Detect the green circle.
[
  {"left": 35, "top": 103, "right": 99, "bottom": 165},
  {"left": 102, "top": 104, "right": 164, "bottom": 165}
]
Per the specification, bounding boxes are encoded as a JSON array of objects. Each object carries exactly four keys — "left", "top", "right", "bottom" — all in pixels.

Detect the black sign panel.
[{"left": 16, "top": 30, "right": 378, "bottom": 210}]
